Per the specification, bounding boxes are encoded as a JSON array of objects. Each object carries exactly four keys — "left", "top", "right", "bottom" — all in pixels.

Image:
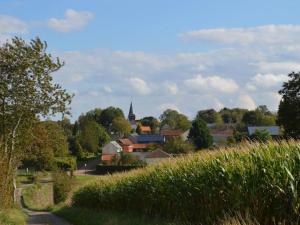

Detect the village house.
[{"left": 101, "top": 141, "right": 122, "bottom": 162}]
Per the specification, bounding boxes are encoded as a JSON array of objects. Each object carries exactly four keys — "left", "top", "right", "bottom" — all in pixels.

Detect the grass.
[
  {"left": 72, "top": 141, "right": 300, "bottom": 224},
  {"left": 0, "top": 208, "right": 27, "bottom": 225},
  {"left": 22, "top": 183, "right": 54, "bottom": 211}
]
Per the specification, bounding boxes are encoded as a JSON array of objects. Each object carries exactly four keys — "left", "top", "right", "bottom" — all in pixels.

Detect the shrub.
[
  {"left": 73, "top": 141, "right": 300, "bottom": 224},
  {"left": 53, "top": 170, "right": 73, "bottom": 204}
]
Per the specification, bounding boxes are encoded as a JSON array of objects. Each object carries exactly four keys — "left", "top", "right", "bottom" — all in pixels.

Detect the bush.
[
  {"left": 53, "top": 170, "right": 73, "bottom": 204},
  {"left": 110, "top": 152, "right": 146, "bottom": 166},
  {"left": 73, "top": 141, "right": 300, "bottom": 224},
  {"left": 54, "top": 156, "right": 77, "bottom": 172},
  {"left": 163, "top": 137, "right": 194, "bottom": 154}
]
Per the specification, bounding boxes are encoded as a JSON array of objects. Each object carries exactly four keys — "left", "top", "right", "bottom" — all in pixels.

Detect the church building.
[{"left": 128, "top": 102, "right": 137, "bottom": 130}]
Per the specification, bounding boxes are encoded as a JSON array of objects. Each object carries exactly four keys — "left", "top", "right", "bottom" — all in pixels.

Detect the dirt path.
[
  {"left": 16, "top": 187, "right": 72, "bottom": 225},
  {"left": 25, "top": 209, "right": 71, "bottom": 225}
]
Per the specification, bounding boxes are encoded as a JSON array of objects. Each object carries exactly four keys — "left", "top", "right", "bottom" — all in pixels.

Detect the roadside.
[{"left": 17, "top": 179, "right": 72, "bottom": 225}]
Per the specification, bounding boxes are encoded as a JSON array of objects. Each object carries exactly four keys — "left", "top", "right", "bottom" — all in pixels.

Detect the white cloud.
[
  {"left": 0, "top": 15, "right": 27, "bottom": 34},
  {"left": 127, "top": 77, "right": 151, "bottom": 95},
  {"left": 71, "top": 73, "right": 84, "bottom": 82},
  {"left": 256, "top": 61, "right": 300, "bottom": 74},
  {"left": 180, "top": 25, "right": 300, "bottom": 46},
  {"left": 48, "top": 9, "right": 94, "bottom": 33},
  {"left": 158, "top": 103, "right": 180, "bottom": 113},
  {"left": 248, "top": 73, "right": 288, "bottom": 89},
  {"left": 164, "top": 82, "right": 178, "bottom": 95},
  {"left": 237, "top": 94, "right": 256, "bottom": 110},
  {"left": 184, "top": 74, "right": 239, "bottom": 93},
  {"left": 0, "top": 15, "right": 27, "bottom": 43},
  {"left": 103, "top": 85, "right": 113, "bottom": 93}
]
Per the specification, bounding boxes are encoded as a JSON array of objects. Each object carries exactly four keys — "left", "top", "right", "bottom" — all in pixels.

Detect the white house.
[{"left": 101, "top": 141, "right": 122, "bottom": 161}]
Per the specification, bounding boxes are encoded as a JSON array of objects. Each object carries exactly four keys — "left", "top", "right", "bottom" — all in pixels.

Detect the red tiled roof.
[
  {"left": 101, "top": 154, "right": 115, "bottom": 161},
  {"left": 132, "top": 143, "right": 147, "bottom": 149},
  {"left": 145, "top": 149, "right": 171, "bottom": 158},
  {"left": 118, "top": 138, "right": 133, "bottom": 145},
  {"left": 160, "top": 129, "right": 185, "bottom": 136},
  {"left": 141, "top": 126, "right": 151, "bottom": 132}
]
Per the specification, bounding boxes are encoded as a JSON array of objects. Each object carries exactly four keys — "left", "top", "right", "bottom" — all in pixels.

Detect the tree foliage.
[
  {"left": 163, "top": 137, "right": 194, "bottom": 154},
  {"left": 159, "top": 109, "right": 191, "bottom": 131},
  {"left": 77, "top": 118, "right": 109, "bottom": 153},
  {"left": 196, "top": 109, "right": 222, "bottom": 124},
  {"left": 0, "top": 37, "right": 72, "bottom": 207},
  {"left": 250, "top": 129, "right": 272, "bottom": 143},
  {"left": 188, "top": 117, "right": 213, "bottom": 149},
  {"left": 99, "top": 107, "right": 124, "bottom": 130},
  {"left": 277, "top": 72, "right": 300, "bottom": 138},
  {"left": 242, "top": 106, "right": 276, "bottom": 126},
  {"left": 111, "top": 117, "right": 131, "bottom": 137}
]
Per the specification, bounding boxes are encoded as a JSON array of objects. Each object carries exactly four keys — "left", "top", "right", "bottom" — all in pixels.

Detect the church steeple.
[{"left": 128, "top": 102, "right": 136, "bottom": 122}]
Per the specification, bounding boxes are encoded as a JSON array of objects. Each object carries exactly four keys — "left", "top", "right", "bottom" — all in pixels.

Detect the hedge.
[{"left": 95, "top": 165, "right": 141, "bottom": 175}]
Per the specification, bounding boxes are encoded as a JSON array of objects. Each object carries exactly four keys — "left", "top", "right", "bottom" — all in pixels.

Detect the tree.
[
  {"left": 163, "top": 137, "right": 194, "bottom": 154},
  {"left": 42, "top": 121, "right": 69, "bottom": 157},
  {"left": 250, "top": 129, "right": 272, "bottom": 142},
  {"left": 140, "top": 116, "right": 159, "bottom": 133},
  {"left": 277, "top": 72, "right": 300, "bottom": 138},
  {"left": 78, "top": 119, "right": 109, "bottom": 153},
  {"left": 22, "top": 122, "right": 54, "bottom": 170},
  {"left": 111, "top": 117, "right": 131, "bottom": 137},
  {"left": 160, "top": 109, "right": 191, "bottom": 131},
  {"left": 0, "top": 37, "right": 72, "bottom": 207},
  {"left": 188, "top": 118, "right": 213, "bottom": 149},
  {"left": 111, "top": 152, "right": 146, "bottom": 166},
  {"left": 219, "top": 108, "right": 248, "bottom": 124},
  {"left": 242, "top": 106, "right": 276, "bottom": 126},
  {"left": 136, "top": 123, "right": 142, "bottom": 134},
  {"left": 99, "top": 107, "right": 124, "bottom": 130},
  {"left": 196, "top": 109, "right": 222, "bottom": 124}
]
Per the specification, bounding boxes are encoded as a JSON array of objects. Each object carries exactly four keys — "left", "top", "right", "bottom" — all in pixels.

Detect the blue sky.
[{"left": 1, "top": 0, "right": 299, "bottom": 120}]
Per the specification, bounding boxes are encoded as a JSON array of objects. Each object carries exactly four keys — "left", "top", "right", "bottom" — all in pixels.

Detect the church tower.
[{"left": 128, "top": 102, "right": 136, "bottom": 122}]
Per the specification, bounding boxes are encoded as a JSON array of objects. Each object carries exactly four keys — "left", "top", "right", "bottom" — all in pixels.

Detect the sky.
[{"left": 1, "top": 0, "right": 300, "bottom": 120}]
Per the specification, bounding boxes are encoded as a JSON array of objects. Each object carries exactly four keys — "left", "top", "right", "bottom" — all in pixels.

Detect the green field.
[{"left": 72, "top": 141, "right": 300, "bottom": 224}]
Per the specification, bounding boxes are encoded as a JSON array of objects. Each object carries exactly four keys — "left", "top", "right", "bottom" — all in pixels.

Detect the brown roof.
[
  {"left": 132, "top": 143, "right": 147, "bottom": 149},
  {"left": 145, "top": 149, "right": 171, "bottom": 158},
  {"left": 118, "top": 138, "right": 133, "bottom": 145},
  {"left": 160, "top": 129, "right": 185, "bottom": 136},
  {"left": 210, "top": 128, "right": 233, "bottom": 137},
  {"left": 141, "top": 126, "right": 151, "bottom": 132}
]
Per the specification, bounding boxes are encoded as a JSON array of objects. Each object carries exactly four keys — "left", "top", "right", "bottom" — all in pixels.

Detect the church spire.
[{"left": 128, "top": 102, "right": 136, "bottom": 122}]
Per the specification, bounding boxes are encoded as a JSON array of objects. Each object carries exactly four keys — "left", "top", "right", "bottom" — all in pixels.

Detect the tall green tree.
[
  {"left": 99, "top": 107, "right": 124, "bottom": 130},
  {"left": 160, "top": 109, "right": 191, "bottom": 130},
  {"left": 188, "top": 117, "right": 213, "bottom": 149},
  {"left": 78, "top": 119, "right": 109, "bottom": 153},
  {"left": 111, "top": 117, "right": 131, "bottom": 137},
  {"left": 196, "top": 109, "right": 222, "bottom": 124},
  {"left": 0, "top": 37, "right": 72, "bottom": 207},
  {"left": 277, "top": 72, "right": 300, "bottom": 138}
]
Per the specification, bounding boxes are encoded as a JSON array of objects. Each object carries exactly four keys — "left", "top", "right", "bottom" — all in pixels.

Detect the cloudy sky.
[{"left": 1, "top": 0, "right": 299, "bottom": 120}]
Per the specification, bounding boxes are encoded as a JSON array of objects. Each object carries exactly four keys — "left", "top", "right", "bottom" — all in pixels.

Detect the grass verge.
[
  {"left": 22, "top": 183, "right": 53, "bottom": 211},
  {"left": 0, "top": 208, "right": 27, "bottom": 225}
]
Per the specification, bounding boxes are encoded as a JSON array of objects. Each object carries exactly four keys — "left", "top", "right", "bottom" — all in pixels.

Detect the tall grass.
[{"left": 73, "top": 141, "right": 300, "bottom": 224}]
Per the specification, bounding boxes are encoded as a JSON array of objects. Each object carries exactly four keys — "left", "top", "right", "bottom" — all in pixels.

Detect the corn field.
[{"left": 73, "top": 141, "right": 300, "bottom": 224}]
